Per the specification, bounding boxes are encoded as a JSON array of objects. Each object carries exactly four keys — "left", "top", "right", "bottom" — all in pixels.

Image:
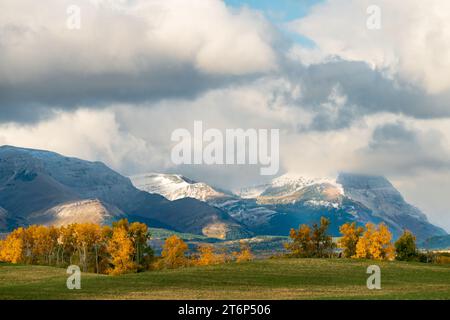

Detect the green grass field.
[{"left": 0, "top": 259, "right": 449, "bottom": 300}]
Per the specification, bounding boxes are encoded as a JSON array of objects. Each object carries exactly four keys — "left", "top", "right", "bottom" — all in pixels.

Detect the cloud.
[
  {"left": 1, "top": 88, "right": 450, "bottom": 230},
  {"left": 353, "top": 121, "right": 450, "bottom": 176},
  {"left": 279, "top": 59, "right": 450, "bottom": 131},
  {"left": 0, "top": 0, "right": 279, "bottom": 122},
  {"left": 2, "top": 0, "right": 450, "bottom": 130},
  {"left": 290, "top": 0, "right": 450, "bottom": 94},
  {"left": 0, "top": 109, "right": 163, "bottom": 174},
  {"left": 1, "top": 0, "right": 449, "bottom": 231},
  {"left": 393, "top": 171, "right": 450, "bottom": 233},
  {"left": 281, "top": 115, "right": 450, "bottom": 231},
  {"left": 0, "top": 76, "right": 304, "bottom": 176}
]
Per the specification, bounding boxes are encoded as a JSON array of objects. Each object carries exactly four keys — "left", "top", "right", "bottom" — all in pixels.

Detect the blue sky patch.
[{"left": 224, "top": 0, "right": 323, "bottom": 47}]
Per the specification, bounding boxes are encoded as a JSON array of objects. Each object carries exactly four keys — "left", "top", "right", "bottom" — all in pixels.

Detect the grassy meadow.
[{"left": 0, "top": 258, "right": 449, "bottom": 300}]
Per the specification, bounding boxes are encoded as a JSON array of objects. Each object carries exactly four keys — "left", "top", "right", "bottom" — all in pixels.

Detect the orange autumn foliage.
[
  {"left": 233, "top": 241, "right": 254, "bottom": 263},
  {"left": 338, "top": 222, "right": 364, "bottom": 258},
  {"left": 195, "top": 245, "right": 226, "bottom": 266},
  {"left": 285, "top": 217, "right": 334, "bottom": 258},
  {"left": 0, "top": 219, "right": 153, "bottom": 275},
  {"left": 0, "top": 227, "right": 25, "bottom": 263},
  {"left": 354, "top": 223, "right": 395, "bottom": 260},
  {"left": 106, "top": 225, "right": 137, "bottom": 275},
  {"left": 158, "top": 235, "right": 189, "bottom": 269}
]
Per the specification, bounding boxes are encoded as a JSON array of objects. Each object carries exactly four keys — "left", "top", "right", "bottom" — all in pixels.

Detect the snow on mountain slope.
[
  {"left": 0, "top": 146, "right": 250, "bottom": 239},
  {"left": 3, "top": 144, "right": 443, "bottom": 241},
  {"left": 237, "top": 174, "right": 344, "bottom": 206},
  {"left": 337, "top": 173, "right": 424, "bottom": 220},
  {"left": 177, "top": 171, "right": 444, "bottom": 241},
  {"left": 29, "top": 199, "right": 124, "bottom": 226},
  {"left": 337, "top": 173, "right": 447, "bottom": 239},
  {"left": 130, "top": 173, "right": 227, "bottom": 201},
  {"left": 129, "top": 171, "right": 446, "bottom": 241}
]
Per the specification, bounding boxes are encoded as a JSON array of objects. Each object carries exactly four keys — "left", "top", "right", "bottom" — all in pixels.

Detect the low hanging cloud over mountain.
[
  {"left": 0, "top": 0, "right": 450, "bottom": 231},
  {"left": 358, "top": 121, "right": 450, "bottom": 175},
  {"left": 293, "top": 61, "right": 450, "bottom": 131}
]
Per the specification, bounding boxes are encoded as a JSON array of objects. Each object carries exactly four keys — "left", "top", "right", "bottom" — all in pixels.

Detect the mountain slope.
[
  {"left": 244, "top": 173, "right": 446, "bottom": 240},
  {"left": 2, "top": 145, "right": 444, "bottom": 241},
  {"left": 0, "top": 146, "right": 249, "bottom": 239},
  {"left": 28, "top": 199, "right": 124, "bottom": 226},
  {"left": 337, "top": 173, "right": 447, "bottom": 241},
  {"left": 420, "top": 235, "right": 450, "bottom": 250},
  {"left": 137, "top": 172, "right": 446, "bottom": 241},
  {"left": 130, "top": 173, "right": 227, "bottom": 201}
]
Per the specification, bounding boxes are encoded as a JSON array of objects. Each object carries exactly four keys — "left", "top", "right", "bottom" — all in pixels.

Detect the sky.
[
  {"left": 1, "top": 0, "right": 450, "bottom": 231},
  {"left": 225, "top": 0, "right": 323, "bottom": 22}
]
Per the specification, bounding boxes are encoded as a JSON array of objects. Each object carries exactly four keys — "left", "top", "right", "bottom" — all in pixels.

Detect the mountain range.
[
  {"left": 0, "top": 146, "right": 249, "bottom": 239},
  {"left": 131, "top": 173, "right": 447, "bottom": 242},
  {"left": 0, "top": 145, "right": 447, "bottom": 242}
]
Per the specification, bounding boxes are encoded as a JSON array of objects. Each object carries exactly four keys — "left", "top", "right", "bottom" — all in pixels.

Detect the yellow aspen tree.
[
  {"left": 159, "top": 235, "right": 189, "bottom": 269},
  {"left": 107, "top": 225, "right": 137, "bottom": 275},
  {"left": 196, "top": 245, "right": 226, "bottom": 266},
  {"left": 0, "top": 227, "right": 25, "bottom": 263},
  {"left": 311, "top": 217, "right": 334, "bottom": 258},
  {"left": 354, "top": 223, "right": 375, "bottom": 259},
  {"left": 74, "top": 223, "right": 103, "bottom": 272},
  {"left": 234, "top": 241, "right": 254, "bottom": 263},
  {"left": 374, "top": 223, "right": 395, "bottom": 260},
  {"left": 0, "top": 240, "right": 3, "bottom": 261},
  {"left": 285, "top": 224, "right": 312, "bottom": 257},
  {"left": 365, "top": 223, "right": 395, "bottom": 260},
  {"left": 58, "top": 224, "right": 77, "bottom": 266},
  {"left": 129, "top": 222, "right": 152, "bottom": 269},
  {"left": 88, "top": 224, "right": 103, "bottom": 274},
  {"left": 96, "top": 226, "right": 113, "bottom": 273},
  {"left": 23, "top": 225, "right": 39, "bottom": 263},
  {"left": 32, "top": 225, "right": 47, "bottom": 262},
  {"left": 0, "top": 240, "right": 3, "bottom": 260},
  {"left": 30, "top": 225, "right": 59, "bottom": 265},
  {"left": 355, "top": 223, "right": 395, "bottom": 260},
  {"left": 339, "top": 222, "right": 364, "bottom": 258}
]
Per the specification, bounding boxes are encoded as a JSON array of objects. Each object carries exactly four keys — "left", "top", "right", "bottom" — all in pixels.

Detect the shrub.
[
  {"left": 285, "top": 217, "right": 335, "bottom": 258},
  {"left": 233, "top": 241, "right": 254, "bottom": 263},
  {"left": 195, "top": 245, "right": 226, "bottom": 266},
  {"left": 395, "top": 230, "right": 418, "bottom": 261}
]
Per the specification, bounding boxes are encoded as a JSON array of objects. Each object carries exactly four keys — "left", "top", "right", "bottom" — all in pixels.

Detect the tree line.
[
  {"left": 286, "top": 217, "right": 434, "bottom": 262},
  {"left": 0, "top": 219, "right": 254, "bottom": 275},
  {"left": 0, "top": 219, "right": 152, "bottom": 275},
  {"left": 0, "top": 216, "right": 441, "bottom": 275},
  {"left": 155, "top": 236, "right": 253, "bottom": 269}
]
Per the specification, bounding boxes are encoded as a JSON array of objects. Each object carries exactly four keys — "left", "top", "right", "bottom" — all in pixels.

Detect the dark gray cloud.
[
  {"left": 0, "top": 0, "right": 282, "bottom": 124},
  {"left": 353, "top": 121, "right": 450, "bottom": 176},
  {"left": 286, "top": 60, "right": 450, "bottom": 131},
  {"left": 1, "top": 0, "right": 449, "bottom": 131},
  {"left": 0, "top": 63, "right": 251, "bottom": 123}
]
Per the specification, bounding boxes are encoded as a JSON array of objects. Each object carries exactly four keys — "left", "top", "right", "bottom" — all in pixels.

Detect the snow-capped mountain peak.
[
  {"left": 130, "top": 173, "right": 226, "bottom": 201},
  {"left": 129, "top": 170, "right": 446, "bottom": 241},
  {"left": 237, "top": 173, "right": 344, "bottom": 200}
]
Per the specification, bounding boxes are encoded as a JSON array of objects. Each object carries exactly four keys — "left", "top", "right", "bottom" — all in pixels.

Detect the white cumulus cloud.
[{"left": 290, "top": 0, "right": 450, "bottom": 93}]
